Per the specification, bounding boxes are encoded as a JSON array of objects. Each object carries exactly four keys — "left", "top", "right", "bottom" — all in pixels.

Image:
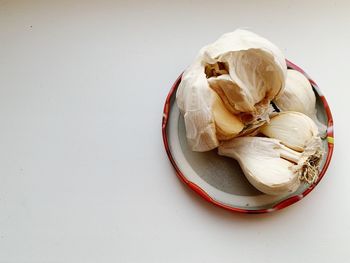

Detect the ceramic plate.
[{"left": 162, "top": 60, "right": 334, "bottom": 214}]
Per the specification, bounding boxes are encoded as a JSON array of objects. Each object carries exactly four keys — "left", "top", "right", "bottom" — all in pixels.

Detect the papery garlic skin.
[
  {"left": 202, "top": 30, "right": 287, "bottom": 122},
  {"left": 274, "top": 69, "right": 327, "bottom": 136},
  {"left": 176, "top": 59, "right": 219, "bottom": 151},
  {"left": 219, "top": 137, "right": 301, "bottom": 195},
  {"left": 176, "top": 29, "right": 287, "bottom": 152}
]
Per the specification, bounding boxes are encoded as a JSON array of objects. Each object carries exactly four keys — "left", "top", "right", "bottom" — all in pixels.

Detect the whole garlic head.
[{"left": 176, "top": 29, "right": 287, "bottom": 152}]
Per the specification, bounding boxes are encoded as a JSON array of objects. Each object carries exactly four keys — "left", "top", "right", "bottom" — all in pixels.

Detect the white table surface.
[{"left": 0, "top": 1, "right": 348, "bottom": 262}]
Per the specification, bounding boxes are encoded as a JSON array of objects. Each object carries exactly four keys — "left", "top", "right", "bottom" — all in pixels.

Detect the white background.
[{"left": 0, "top": 1, "right": 348, "bottom": 262}]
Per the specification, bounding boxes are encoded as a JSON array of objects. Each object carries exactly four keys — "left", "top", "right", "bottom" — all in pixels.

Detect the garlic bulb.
[
  {"left": 211, "top": 91, "right": 244, "bottom": 140},
  {"left": 219, "top": 112, "right": 323, "bottom": 195},
  {"left": 219, "top": 137, "right": 301, "bottom": 195},
  {"left": 274, "top": 69, "right": 327, "bottom": 136},
  {"left": 176, "top": 29, "right": 287, "bottom": 152}
]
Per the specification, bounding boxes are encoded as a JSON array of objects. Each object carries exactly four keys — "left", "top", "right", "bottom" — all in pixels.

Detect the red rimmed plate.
[{"left": 162, "top": 60, "right": 334, "bottom": 214}]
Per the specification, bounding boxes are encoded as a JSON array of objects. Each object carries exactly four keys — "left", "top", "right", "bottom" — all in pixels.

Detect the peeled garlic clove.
[
  {"left": 274, "top": 69, "right": 327, "bottom": 136},
  {"left": 211, "top": 91, "right": 244, "bottom": 140},
  {"left": 219, "top": 137, "right": 301, "bottom": 195},
  {"left": 176, "top": 29, "right": 287, "bottom": 152},
  {"left": 260, "top": 111, "right": 319, "bottom": 152}
]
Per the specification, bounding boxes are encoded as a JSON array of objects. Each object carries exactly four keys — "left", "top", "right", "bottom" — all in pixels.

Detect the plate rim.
[{"left": 162, "top": 59, "right": 334, "bottom": 214}]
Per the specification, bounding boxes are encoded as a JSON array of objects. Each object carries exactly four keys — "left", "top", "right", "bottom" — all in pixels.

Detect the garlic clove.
[
  {"left": 218, "top": 137, "right": 301, "bottom": 195},
  {"left": 274, "top": 69, "right": 327, "bottom": 137},
  {"left": 208, "top": 74, "right": 242, "bottom": 115},
  {"left": 260, "top": 111, "right": 319, "bottom": 152},
  {"left": 211, "top": 90, "right": 244, "bottom": 140}
]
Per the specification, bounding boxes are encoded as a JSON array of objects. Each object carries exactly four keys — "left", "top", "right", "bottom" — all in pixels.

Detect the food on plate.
[{"left": 176, "top": 29, "right": 325, "bottom": 195}]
